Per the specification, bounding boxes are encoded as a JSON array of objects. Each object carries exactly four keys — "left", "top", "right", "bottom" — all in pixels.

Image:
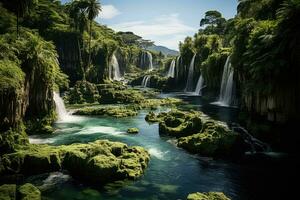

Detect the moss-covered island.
[{"left": 1, "top": 0, "right": 298, "bottom": 199}]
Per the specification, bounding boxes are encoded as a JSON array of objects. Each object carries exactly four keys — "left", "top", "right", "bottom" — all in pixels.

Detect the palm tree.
[
  {"left": 68, "top": 0, "right": 88, "bottom": 79},
  {"left": 85, "top": 0, "right": 101, "bottom": 70}
]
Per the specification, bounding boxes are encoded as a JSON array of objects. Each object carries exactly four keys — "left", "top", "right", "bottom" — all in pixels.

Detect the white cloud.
[
  {"left": 98, "top": 5, "right": 121, "bottom": 19},
  {"left": 111, "top": 14, "right": 196, "bottom": 50}
]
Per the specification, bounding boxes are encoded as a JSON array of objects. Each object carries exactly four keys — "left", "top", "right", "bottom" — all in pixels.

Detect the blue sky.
[{"left": 61, "top": 0, "right": 238, "bottom": 50}]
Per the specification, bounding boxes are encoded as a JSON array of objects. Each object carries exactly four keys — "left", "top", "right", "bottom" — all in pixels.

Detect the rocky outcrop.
[
  {"left": 0, "top": 140, "right": 150, "bottom": 184},
  {"left": 147, "top": 110, "right": 245, "bottom": 158},
  {"left": 187, "top": 192, "right": 230, "bottom": 200}
]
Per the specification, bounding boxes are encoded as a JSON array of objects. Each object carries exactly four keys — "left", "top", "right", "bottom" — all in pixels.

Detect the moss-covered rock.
[
  {"left": 96, "top": 83, "right": 145, "bottom": 104},
  {"left": 127, "top": 128, "right": 139, "bottom": 134},
  {"left": 1, "top": 140, "right": 150, "bottom": 184},
  {"left": 187, "top": 192, "right": 231, "bottom": 200},
  {"left": 177, "top": 120, "right": 244, "bottom": 157},
  {"left": 0, "top": 184, "right": 16, "bottom": 200},
  {"left": 0, "top": 183, "right": 41, "bottom": 200},
  {"left": 68, "top": 81, "right": 100, "bottom": 104},
  {"left": 73, "top": 106, "right": 138, "bottom": 118},
  {"left": 158, "top": 110, "right": 203, "bottom": 138},
  {"left": 18, "top": 183, "right": 41, "bottom": 200},
  {"left": 73, "top": 97, "right": 182, "bottom": 118},
  {"left": 148, "top": 110, "right": 245, "bottom": 158},
  {"left": 0, "top": 126, "right": 29, "bottom": 155}
]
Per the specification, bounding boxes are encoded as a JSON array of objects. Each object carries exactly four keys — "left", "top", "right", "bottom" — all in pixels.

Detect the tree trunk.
[
  {"left": 77, "top": 35, "right": 85, "bottom": 80},
  {"left": 88, "top": 20, "right": 92, "bottom": 76}
]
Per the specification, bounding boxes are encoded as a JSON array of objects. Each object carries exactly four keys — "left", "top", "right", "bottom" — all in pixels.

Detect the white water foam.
[
  {"left": 75, "top": 126, "right": 123, "bottom": 135},
  {"left": 148, "top": 148, "right": 169, "bottom": 160},
  {"left": 29, "top": 136, "right": 57, "bottom": 144},
  {"left": 39, "top": 172, "right": 71, "bottom": 191},
  {"left": 53, "top": 92, "right": 85, "bottom": 123}
]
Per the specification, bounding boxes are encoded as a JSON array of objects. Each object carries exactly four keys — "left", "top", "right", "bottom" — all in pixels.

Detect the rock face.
[
  {"left": 147, "top": 110, "right": 244, "bottom": 158},
  {"left": 1, "top": 140, "right": 150, "bottom": 184},
  {"left": 0, "top": 183, "right": 41, "bottom": 200},
  {"left": 187, "top": 192, "right": 231, "bottom": 200}
]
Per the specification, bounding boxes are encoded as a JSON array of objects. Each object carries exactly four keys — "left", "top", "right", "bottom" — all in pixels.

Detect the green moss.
[
  {"left": 1, "top": 140, "right": 150, "bottom": 184},
  {"left": 0, "top": 60, "right": 24, "bottom": 92},
  {"left": 0, "top": 183, "right": 41, "bottom": 200},
  {"left": 18, "top": 183, "right": 41, "bottom": 200},
  {"left": 25, "top": 110, "right": 57, "bottom": 135},
  {"left": 97, "top": 83, "right": 145, "bottom": 104},
  {"left": 0, "top": 125, "right": 29, "bottom": 155},
  {"left": 0, "top": 184, "right": 16, "bottom": 200},
  {"left": 149, "top": 110, "right": 244, "bottom": 158},
  {"left": 177, "top": 121, "right": 243, "bottom": 157},
  {"left": 158, "top": 110, "right": 203, "bottom": 138},
  {"left": 68, "top": 81, "right": 100, "bottom": 104},
  {"left": 187, "top": 192, "right": 231, "bottom": 200},
  {"left": 73, "top": 106, "right": 138, "bottom": 118},
  {"left": 127, "top": 128, "right": 139, "bottom": 134}
]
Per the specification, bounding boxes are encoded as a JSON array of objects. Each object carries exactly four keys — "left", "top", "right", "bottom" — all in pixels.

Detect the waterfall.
[
  {"left": 141, "top": 75, "right": 151, "bottom": 87},
  {"left": 109, "top": 53, "right": 121, "bottom": 81},
  {"left": 184, "top": 54, "right": 196, "bottom": 92},
  {"left": 167, "top": 60, "right": 176, "bottom": 78},
  {"left": 217, "top": 56, "right": 234, "bottom": 106},
  {"left": 194, "top": 75, "right": 204, "bottom": 95},
  {"left": 53, "top": 92, "right": 69, "bottom": 121},
  {"left": 147, "top": 52, "right": 153, "bottom": 71}
]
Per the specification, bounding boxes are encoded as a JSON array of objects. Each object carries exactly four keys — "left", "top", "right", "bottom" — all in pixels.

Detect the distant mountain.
[{"left": 147, "top": 45, "right": 179, "bottom": 56}]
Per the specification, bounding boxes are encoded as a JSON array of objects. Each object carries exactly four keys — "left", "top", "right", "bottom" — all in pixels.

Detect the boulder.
[
  {"left": 127, "top": 128, "right": 139, "bottom": 134},
  {"left": 18, "top": 183, "right": 41, "bottom": 200}
]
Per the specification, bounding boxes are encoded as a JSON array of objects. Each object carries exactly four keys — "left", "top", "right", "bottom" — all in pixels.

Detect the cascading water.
[
  {"left": 184, "top": 54, "right": 196, "bottom": 92},
  {"left": 53, "top": 92, "right": 69, "bottom": 122},
  {"left": 213, "top": 56, "right": 235, "bottom": 106},
  {"left": 147, "top": 52, "right": 153, "bottom": 71},
  {"left": 53, "top": 92, "right": 82, "bottom": 123},
  {"left": 109, "top": 53, "right": 122, "bottom": 81},
  {"left": 167, "top": 60, "right": 176, "bottom": 78},
  {"left": 141, "top": 75, "right": 151, "bottom": 87},
  {"left": 194, "top": 75, "right": 204, "bottom": 95}
]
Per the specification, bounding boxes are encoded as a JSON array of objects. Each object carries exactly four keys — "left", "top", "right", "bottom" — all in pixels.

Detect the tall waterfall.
[
  {"left": 194, "top": 75, "right": 204, "bottom": 95},
  {"left": 184, "top": 54, "right": 196, "bottom": 92},
  {"left": 147, "top": 52, "right": 153, "bottom": 71},
  {"left": 217, "top": 56, "right": 234, "bottom": 106},
  {"left": 167, "top": 60, "right": 176, "bottom": 78},
  {"left": 141, "top": 75, "right": 151, "bottom": 87},
  {"left": 53, "top": 92, "right": 69, "bottom": 121},
  {"left": 109, "top": 53, "right": 122, "bottom": 81}
]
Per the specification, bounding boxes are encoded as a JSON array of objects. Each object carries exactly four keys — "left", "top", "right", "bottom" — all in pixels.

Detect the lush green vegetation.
[
  {"left": 179, "top": 0, "right": 300, "bottom": 119},
  {"left": 0, "top": 0, "right": 299, "bottom": 199}
]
